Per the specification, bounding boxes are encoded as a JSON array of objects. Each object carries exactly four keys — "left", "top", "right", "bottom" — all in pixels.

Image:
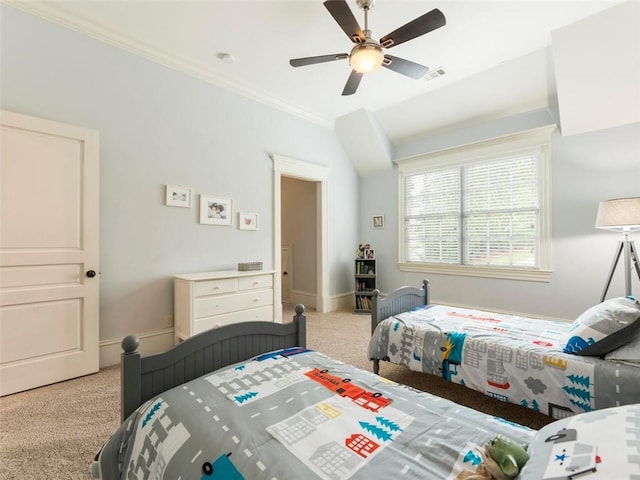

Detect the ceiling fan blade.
[
  {"left": 382, "top": 55, "right": 429, "bottom": 79},
  {"left": 380, "top": 8, "right": 446, "bottom": 49},
  {"left": 290, "top": 54, "right": 348, "bottom": 67},
  {"left": 342, "top": 70, "right": 363, "bottom": 96},
  {"left": 324, "top": 0, "right": 365, "bottom": 43}
]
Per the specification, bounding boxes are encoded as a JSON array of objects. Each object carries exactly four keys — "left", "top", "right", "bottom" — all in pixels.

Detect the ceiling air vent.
[{"left": 424, "top": 67, "right": 446, "bottom": 81}]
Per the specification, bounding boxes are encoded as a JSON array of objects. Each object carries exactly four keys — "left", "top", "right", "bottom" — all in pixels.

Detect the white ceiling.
[{"left": 9, "top": 0, "right": 625, "bottom": 145}]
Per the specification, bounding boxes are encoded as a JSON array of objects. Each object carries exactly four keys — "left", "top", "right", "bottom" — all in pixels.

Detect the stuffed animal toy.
[
  {"left": 455, "top": 436, "right": 530, "bottom": 480},
  {"left": 485, "top": 435, "right": 530, "bottom": 479},
  {"left": 455, "top": 447, "right": 509, "bottom": 480}
]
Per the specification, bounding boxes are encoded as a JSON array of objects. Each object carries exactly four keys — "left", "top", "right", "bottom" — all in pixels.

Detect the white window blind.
[
  {"left": 463, "top": 153, "right": 538, "bottom": 267},
  {"left": 397, "top": 126, "right": 554, "bottom": 281},
  {"left": 405, "top": 168, "right": 460, "bottom": 263}
]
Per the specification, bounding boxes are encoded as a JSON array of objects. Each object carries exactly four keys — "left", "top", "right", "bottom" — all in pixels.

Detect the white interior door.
[{"left": 0, "top": 110, "right": 100, "bottom": 396}]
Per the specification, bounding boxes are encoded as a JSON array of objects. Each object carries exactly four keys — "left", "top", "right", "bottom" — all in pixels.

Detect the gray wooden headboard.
[
  {"left": 369, "top": 280, "right": 429, "bottom": 374},
  {"left": 120, "top": 305, "right": 307, "bottom": 421},
  {"left": 370, "top": 279, "right": 430, "bottom": 334}
]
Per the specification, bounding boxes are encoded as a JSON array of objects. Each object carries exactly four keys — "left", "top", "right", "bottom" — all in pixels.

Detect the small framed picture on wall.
[
  {"left": 238, "top": 212, "right": 258, "bottom": 230},
  {"left": 200, "top": 195, "right": 233, "bottom": 226},
  {"left": 373, "top": 215, "right": 384, "bottom": 229},
  {"left": 165, "top": 185, "right": 192, "bottom": 208}
]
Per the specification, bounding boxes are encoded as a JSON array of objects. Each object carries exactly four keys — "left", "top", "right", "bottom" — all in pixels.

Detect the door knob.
[{"left": 86, "top": 270, "right": 97, "bottom": 278}]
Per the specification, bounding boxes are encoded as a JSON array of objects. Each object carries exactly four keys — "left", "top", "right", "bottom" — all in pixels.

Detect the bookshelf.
[{"left": 354, "top": 258, "right": 376, "bottom": 314}]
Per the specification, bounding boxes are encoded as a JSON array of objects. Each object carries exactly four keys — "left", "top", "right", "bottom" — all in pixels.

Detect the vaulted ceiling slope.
[{"left": 8, "top": 1, "right": 638, "bottom": 175}]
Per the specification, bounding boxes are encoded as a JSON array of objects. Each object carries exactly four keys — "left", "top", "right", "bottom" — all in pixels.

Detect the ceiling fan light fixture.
[{"left": 349, "top": 43, "right": 384, "bottom": 73}]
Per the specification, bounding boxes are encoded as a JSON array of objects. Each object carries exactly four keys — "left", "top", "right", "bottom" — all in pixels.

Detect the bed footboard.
[
  {"left": 120, "top": 305, "right": 307, "bottom": 421},
  {"left": 370, "top": 280, "right": 429, "bottom": 374}
]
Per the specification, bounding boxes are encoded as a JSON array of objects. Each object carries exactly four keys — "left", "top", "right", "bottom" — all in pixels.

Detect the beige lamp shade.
[{"left": 595, "top": 197, "right": 640, "bottom": 231}]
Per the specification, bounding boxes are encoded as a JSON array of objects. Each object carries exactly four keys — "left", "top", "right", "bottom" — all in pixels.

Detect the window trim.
[{"left": 396, "top": 125, "right": 556, "bottom": 282}]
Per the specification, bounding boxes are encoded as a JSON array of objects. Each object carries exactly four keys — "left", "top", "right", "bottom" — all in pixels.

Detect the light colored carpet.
[
  {"left": 0, "top": 363, "right": 120, "bottom": 479},
  {"left": 0, "top": 307, "right": 553, "bottom": 479}
]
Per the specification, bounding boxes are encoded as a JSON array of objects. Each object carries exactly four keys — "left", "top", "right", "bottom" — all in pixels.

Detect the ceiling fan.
[{"left": 289, "top": 0, "right": 446, "bottom": 96}]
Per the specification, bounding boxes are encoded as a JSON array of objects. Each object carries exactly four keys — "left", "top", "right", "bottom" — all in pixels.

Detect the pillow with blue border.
[{"left": 563, "top": 296, "right": 640, "bottom": 356}]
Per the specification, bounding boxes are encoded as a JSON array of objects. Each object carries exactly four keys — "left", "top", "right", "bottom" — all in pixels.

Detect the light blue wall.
[
  {"left": 3, "top": 4, "right": 638, "bottom": 336},
  {"left": 0, "top": 5, "right": 359, "bottom": 340},
  {"left": 361, "top": 110, "right": 640, "bottom": 320}
]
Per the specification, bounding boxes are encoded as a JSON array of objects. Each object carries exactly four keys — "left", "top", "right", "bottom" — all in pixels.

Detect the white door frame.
[
  {"left": 281, "top": 244, "right": 292, "bottom": 303},
  {"left": 272, "top": 154, "right": 329, "bottom": 319}
]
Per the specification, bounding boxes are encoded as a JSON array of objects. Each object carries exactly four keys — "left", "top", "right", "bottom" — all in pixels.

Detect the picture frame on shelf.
[
  {"left": 199, "top": 195, "right": 232, "bottom": 226},
  {"left": 356, "top": 243, "right": 370, "bottom": 259},
  {"left": 238, "top": 212, "right": 258, "bottom": 230},
  {"left": 373, "top": 215, "right": 384, "bottom": 229},
  {"left": 165, "top": 185, "right": 192, "bottom": 208},
  {"left": 365, "top": 249, "right": 375, "bottom": 259}
]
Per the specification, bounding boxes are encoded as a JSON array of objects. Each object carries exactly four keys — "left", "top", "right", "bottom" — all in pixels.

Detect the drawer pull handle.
[
  {"left": 212, "top": 286, "right": 220, "bottom": 290},
  {"left": 253, "top": 298, "right": 259, "bottom": 302}
]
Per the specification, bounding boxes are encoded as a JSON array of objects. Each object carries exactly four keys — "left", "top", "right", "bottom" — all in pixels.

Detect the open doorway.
[
  {"left": 272, "top": 154, "right": 329, "bottom": 322},
  {"left": 281, "top": 177, "right": 316, "bottom": 308}
]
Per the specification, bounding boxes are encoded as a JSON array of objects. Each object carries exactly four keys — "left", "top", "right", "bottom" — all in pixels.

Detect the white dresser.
[{"left": 173, "top": 270, "right": 276, "bottom": 343}]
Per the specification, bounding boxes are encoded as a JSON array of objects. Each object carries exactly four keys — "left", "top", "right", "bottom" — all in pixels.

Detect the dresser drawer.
[
  {"left": 194, "top": 278, "right": 238, "bottom": 297},
  {"left": 194, "top": 289, "right": 273, "bottom": 318},
  {"left": 174, "top": 270, "right": 276, "bottom": 344},
  {"left": 238, "top": 274, "right": 273, "bottom": 291},
  {"left": 193, "top": 306, "right": 274, "bottom": 334}
]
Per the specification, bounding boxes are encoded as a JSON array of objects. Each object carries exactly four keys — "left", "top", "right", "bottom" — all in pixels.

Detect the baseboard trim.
[
  {"left": 289, "top": 291, "right": 356, "bottom": 312},
  {"left": 290, "top": 290, "right": 316, "bottom": 310},
  {"left": 100, "top": 292, "right": 366, "bottom": 368},
  {"left": 330, "top": 292, "right": 354, "bottom": 311},
  {"left": 99, "top": 328, "right": 175, "bottom": 368}
]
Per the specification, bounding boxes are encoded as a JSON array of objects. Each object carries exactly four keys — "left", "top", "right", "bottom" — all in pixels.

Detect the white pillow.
[
  {"left": 562, "top": 296, "right": 640, "bottom": 356},
  {"left": 520, "top": 404, "right": 640, "bottom": 479}
]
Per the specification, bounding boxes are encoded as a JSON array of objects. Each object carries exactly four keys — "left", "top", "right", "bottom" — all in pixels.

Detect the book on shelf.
[
  {"left": 356, "top": 295, "right": 372, "bottom": 310},
  {"left": 355, "top": 281, "right": 374, "bottom": 292},
  {"left": 355, "top": 262, "right": 375, "bottom": 275},
  {"left": 362, "top": 296, "right": 366, "bottom": 310}
]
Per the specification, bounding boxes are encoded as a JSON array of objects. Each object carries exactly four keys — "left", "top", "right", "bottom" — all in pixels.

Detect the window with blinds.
[
  {"left": 397, "top": 126, "right": 554, "bottom": 281},
  {"left": 405, "top": 168, "right": 461, "bottom": 264}
]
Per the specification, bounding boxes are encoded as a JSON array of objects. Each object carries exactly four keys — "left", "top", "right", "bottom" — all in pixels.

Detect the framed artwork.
[
  {"left": 356, "top": 243, "right": 370, "bottom": 259},
  {"left": 165, "top": 185, "right": 192, "bottom": 208},
  {"left": 199, "top": 195, "right": 232, "bottom": 225},
  {"left": 365, "top": 249, "right": 375, "bottom": 259},
  {"left": 238, "top": 212, "right": 258, "bottom": 230},
  {"left": 373, "top": 214, "right": 384, "bottom": 229}
]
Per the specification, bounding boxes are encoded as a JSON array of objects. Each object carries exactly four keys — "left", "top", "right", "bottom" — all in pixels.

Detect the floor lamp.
[{"left": 596, "top": 197, "right": 640, "bottom": 302}]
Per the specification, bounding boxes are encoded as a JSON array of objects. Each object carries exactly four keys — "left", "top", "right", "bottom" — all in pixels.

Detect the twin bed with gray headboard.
[
  {"left": 369, "top": 279, "right": 640, "bottom": 420},
  {"left": 91, "top": 301, "right": 640, "bottom": 479},
  {"left": 119, "top": 305, "right": 307, "bottom": 421}
]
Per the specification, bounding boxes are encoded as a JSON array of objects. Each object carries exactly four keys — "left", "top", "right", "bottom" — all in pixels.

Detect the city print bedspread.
[
  {"left": 369, "top": 304, "right": 640, "bottom": 419},
  {"left": 91, "top": 349, "right": 536, "bottom": 480}
]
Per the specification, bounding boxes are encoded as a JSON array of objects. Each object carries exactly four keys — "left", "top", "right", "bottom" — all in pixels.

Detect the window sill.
[{"left": 398, "top": 262, "right": 552, "bottom": 282}]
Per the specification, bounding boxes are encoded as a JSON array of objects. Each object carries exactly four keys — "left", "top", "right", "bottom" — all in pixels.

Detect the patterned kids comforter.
[
  {"left": 92, "top": 349, "right": 539, "bottom": 480},
  {"left": 369, "top": 304, "right": 640, "bottom": 420}
]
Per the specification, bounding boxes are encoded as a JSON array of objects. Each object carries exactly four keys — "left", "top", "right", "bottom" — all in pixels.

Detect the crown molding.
[{"left": 3, "top": 0, "right": 334, "bottom": 130}]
